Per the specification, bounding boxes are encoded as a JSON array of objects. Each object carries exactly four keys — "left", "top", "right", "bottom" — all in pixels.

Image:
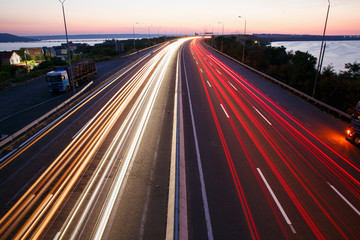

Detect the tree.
[
  {"left": 287, "top": 51, "right": 316, "bottom": 94},
  {"left": 343, "top": 62, "right": 360, "bottom": 77}
]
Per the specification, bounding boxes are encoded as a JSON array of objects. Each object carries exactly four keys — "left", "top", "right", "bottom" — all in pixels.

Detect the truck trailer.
[
  {"left": 347, "top": 101, "right": 360, "bottom": 145},
  {"left": 45, "top": 60, "right": 96, "bottom": 92}
]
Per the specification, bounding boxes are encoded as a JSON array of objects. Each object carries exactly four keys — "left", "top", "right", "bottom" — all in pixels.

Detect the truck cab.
[
  {"left": 347, "top": 101, "right": 360, "bottom": 145},
  {"left": 45, "top": 70, "right": 70, "bottom": 92}
]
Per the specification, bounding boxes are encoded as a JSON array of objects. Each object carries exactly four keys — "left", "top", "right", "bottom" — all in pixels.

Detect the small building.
[
  {"left": 0, "top": 51, "right": 21, "bottom": 65},
  {"left": 61, "top": 41, "right": 77, "bottom": 52},
  {"left": 43, "top": 47, "right": 56, "bottom": 58},
  {"left": 24, "top": 48, "right": 44, "bottom": 60}
]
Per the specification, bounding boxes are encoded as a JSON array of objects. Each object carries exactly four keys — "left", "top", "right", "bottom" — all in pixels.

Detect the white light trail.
[
  {"left": 54, "top": 38, "right": 191, "bottom": 240},
  {"left": 93, "top": 40, "right": 185, "bottom": 240}
]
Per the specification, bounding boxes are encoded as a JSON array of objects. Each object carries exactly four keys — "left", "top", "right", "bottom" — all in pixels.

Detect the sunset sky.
[{"left": 0, "top": 0, "right": 359, "bottom": 36}]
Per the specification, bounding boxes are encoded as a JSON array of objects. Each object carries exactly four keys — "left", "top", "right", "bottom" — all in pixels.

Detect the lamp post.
[
  {"left": 58, "top": 0, "right": 75, "bottom": 93},
  {"left": 148, "top": 25, "right": 152, "bottom": 47},
  {"left": 133, "top": 22, "right": 139, "bottom": 50},
  {"left": 313, "top": 0, "right": 330, "bottom": 98},
  {"left": 238, "top": 16, "right": 247, "bottom": 62},
  {"left": 218, "top": 22, "right": 224, "bottom": 52}
]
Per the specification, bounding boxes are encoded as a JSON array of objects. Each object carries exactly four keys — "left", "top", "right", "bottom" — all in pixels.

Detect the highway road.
[
  {"left": 0, "top": 39, "right": 187, "bottom": 239},
  {"left": 0, "top": 47, "right": 155, "bottom": 139},
  {"left": 0, "top": 37, "right": 359, "bottom": 240},
  {"left": 180, "top": 38, "right": 360, "bottom": 239}
]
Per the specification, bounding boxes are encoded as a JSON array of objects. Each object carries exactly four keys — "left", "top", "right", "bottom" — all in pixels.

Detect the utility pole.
[
  {"left": 148, "top": 25, "right": 152, "bottom": 47},
  {"left": 58, "top": 0, "right": 75, "bottom": 93},
  {"left": 313, "top": 0, "right": 330, "bottom": 98}
]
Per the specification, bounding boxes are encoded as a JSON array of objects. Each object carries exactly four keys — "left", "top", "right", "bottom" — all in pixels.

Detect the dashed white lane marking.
[
  {"left": 257, "top": 168, "right": 296, "bottom": 234},
  {"left": 328, "top": 182, "right": 360, "bottom": 216},
  {"left": 220, "top": 104, "right": 229, "bottom": 118},
  {"left": 228, "top": 81, "right": 238, "bottom": 91},
  {"left": 253, "top": 106, "right": 272, "bottom": 126}
]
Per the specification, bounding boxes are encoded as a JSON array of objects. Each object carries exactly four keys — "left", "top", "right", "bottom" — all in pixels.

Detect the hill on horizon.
[{"left": 0, "top": 33, "right": 38, "bottom": 43}]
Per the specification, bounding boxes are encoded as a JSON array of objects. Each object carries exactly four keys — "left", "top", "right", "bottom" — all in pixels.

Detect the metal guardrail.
[
  {"left": 0, "top": 81, "right": 93, "bottom": 149},
  {"left": 206, "top": 43, "right": 352, "bottom": 121}
]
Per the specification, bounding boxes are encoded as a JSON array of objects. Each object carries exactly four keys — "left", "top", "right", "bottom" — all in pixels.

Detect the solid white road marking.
[{"left": 183, "top": 53, "right": 214, "bottom": 240}]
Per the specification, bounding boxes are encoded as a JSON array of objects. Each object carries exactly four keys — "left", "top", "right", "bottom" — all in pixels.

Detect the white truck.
[{"left": 46, "top": 60, "right": 96, "bottom": 92}]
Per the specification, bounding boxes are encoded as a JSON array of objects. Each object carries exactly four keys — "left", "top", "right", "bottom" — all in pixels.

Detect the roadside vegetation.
[
  {"left": 207, "top": 36, "right": 360, "bottom": 114},
  {"left": 0, "top": 37, "right": 172, "bottom": 91}
]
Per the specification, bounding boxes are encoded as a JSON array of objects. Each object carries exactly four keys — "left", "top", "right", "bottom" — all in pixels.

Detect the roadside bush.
[
  {"left": 209, "top": 36, "right": 360, "bottom": 114},
  {"left": 0, "top": 72, "right": 11, "bottom": 90}
]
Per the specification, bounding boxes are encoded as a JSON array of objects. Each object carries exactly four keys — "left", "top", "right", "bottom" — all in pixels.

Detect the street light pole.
[
  {"left": 313, "top": 0, "right": 330, "bottom": 98},
  {"left": 58, "top": 0, "right": 75, "bottom": 93},
  {"left": 148, "top": 25, "right": 152, "bottom": 47},
  {"left": 133, "top": 22, "right": 139, "bottom": 50},
  {"left": 218, "top": 22, "right": 224, "bottom": 52},
  {"left": 238, "top": 16, "right": 246, "bottom": 62}
]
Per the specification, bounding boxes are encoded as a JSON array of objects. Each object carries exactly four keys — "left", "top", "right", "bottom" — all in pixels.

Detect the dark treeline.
[{"left": 207, "top": 36, "right": 360, "bottom": 114}]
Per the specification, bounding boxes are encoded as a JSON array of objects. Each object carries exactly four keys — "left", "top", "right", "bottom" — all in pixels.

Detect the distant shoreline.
[
  {"left": 254, "top": 34, "right": 360, "bottom": 43},
  {"left": 2, "top": 33, "right": 360, "bottom": 43},
  {"left": 0, "top": 33, "right": 166, "bottom": 43},
  {"left": 28, "top": 33, "right": 360, "bottom": 42}
]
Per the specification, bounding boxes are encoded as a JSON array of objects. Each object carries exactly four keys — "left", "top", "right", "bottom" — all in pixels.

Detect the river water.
[
  {"left": 0, "top": 38, "right": 127, "bottom": 52},
  {"left": 271, "top": 40, "right": 360, "bottom": 73}
]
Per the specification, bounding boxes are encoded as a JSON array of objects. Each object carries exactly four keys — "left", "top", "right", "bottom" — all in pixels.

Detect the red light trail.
[{"left": 188, "top": 38, "right": 360, "bottom": 239}]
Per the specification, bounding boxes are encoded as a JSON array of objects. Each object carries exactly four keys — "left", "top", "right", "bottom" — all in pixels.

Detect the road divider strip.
[
  {"left": 166, "top": 49, "right": 179, "bottom": 240},
  {"left": 166, "top": 42, "right": 190, "bottom": 240},
  {"left": 178, "top": 47, "right": 189, "bottom": 240}
]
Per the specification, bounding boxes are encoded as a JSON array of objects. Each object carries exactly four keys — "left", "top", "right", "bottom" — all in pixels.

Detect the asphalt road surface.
[
  {"left": 181, "top": 38, "right": 360, "bottom": 239},
  {"left": 0, "top": 41, "right": 182, "bottom": 239}
]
